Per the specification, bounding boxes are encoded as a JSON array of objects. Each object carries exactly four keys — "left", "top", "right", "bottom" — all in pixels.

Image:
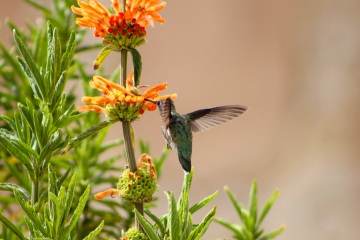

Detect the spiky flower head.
[
  {"left": 117, "top": 154, "right": 158, "bottom": 204},
  {"left": 72, "top": 0, "right": 166, "bottom": 50},
  {"left": 77, "top": 71, "right": 176, "bottom": 122}
]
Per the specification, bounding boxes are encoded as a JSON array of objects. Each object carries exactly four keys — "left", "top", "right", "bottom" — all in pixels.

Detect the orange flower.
[
  {"left": 125, "top": 0, "right": 166, "bottom": 27},
  {"left": 137, "top": 153, "right": 157, "bottom": 180},
  {"left": 77, "top": 71, "right": 176, "bottom": 121},
  {"left": 72, "top": 0, "right": 166, "bottom": 48},
  {"left": 94, "top": 189, "right": 124, "bottom": 200}
]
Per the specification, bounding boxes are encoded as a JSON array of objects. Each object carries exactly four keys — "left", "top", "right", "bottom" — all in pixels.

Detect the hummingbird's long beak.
[{"left": 144, "top": 99, "right": 157, "bottom": 104}]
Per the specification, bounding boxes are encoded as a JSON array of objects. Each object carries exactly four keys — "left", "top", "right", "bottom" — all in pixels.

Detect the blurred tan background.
[{"left": 1, "top": 0, "right": 360, "bottom": 239}]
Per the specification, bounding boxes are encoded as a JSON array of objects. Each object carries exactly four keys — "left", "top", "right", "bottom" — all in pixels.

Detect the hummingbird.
[{"left": 146, "top": 98, "right": 248, "bottom": 173}]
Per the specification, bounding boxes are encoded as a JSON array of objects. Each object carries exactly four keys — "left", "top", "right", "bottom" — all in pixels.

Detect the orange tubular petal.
[
  {"left": 94, "top": 76, "right": 135, "bottom": 96},
  {"left": 131, "top": 0, "right": 141, "bottom": 11},
  {"left": 111, "top": 0, "right": 120, "bottom": 14},
  {"left": 89, "top": 81, "right": 113, "bottom": 96},
  {"left": 126, "top": 71, "right": 134, "bottom": 90},
  {"left": 145, "top": 0, "right": 161, "bottom": 9},
  {"left": 94, "top": 189, "right": 124, "bottom": 200},
  {"left": 144, "top": 102, "right": 157, "bottom": 111},
  {"left": 89, "top": 0, "right": 110, "bottom": 17},
  {"left": 154, "top": 93, "right": 177, "bottom": 101},
  {"left": 151, "top": 2, "right": 166, "bottom": 12},
  {"left": 72, "top": 6, "right": 83, "bottom": 15},
  {"left": 142, "top": 83, "right": 167, "bottom": 97},
  {"left": 77, "top": 105, "right": 109, "bottom": 114},
  {"left": 76, "top": 17, "right": 98, "bottom": 28}
]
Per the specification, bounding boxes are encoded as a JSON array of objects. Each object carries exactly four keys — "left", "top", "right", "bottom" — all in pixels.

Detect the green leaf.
[
  {"left": 144, "top": 209, "right": 165, "bottom": 237},
  {"left": 34, "top": 167, "right": 71, "bottom": 213},
  {"left": 224, "top": 185, "right": 245, "bottom": 223},
  {"left": 0, "top": 211, "right": 27, "bottom": 240},
  {"left": 83, "top": 221, "right": 104, "bottom": 240},
  {"left": 49, "top": 192, "right": 61, "bottom": 232},
  {"left": 51, "top": 71, "right": 68, "bottom": 110},
  {"left": 60, "top": 185, "right": 90, "bottom": 240},
  {"left": 23, "top": 0, "right": 51, "bottom": 14},
  {"left": 165, "top": 191, "right": 180, "bottom": 240},
  {"left": 12, "top": 139, "right": 39, "bottom": 161},
  {"left": 13, "top": 189, "right": 47, "bottom": 236},
  {"left": 39, "top": 130, "right": 62, "bottom": 164},
  {"left": 180, "top": 213, "right": 192, "bottom": 240},
  {"left": 249, "top": 180, "right": 257, "bottom": 227},
  {"left": 13, "top": 30, "right": 45, "bottom": 100},
  {"left": 62, "top": 173, "right": 77, "bottom": 227},
  {"left": 0, "top": 135, "right": 35, "bottom": 180},
  {"left": 16, "top": 56, "right": 42, "bottom": 100},
  {"left": 189, "top": 206, "right": 216, "bottom": 240},
  {"left": 60, "top": 31, "right": 76, "bottom": 73},
  {"left": 256, "top": 189, "right": 279, "bottom": 229},
  {"left": 134, "top": 210, "right": 161, "bottom": 240},
  {"left": 258, "top": 224, "right": 285, "bottom": 240},
  {"left": 0, "top": 183, "right": 30, "bottom": 200},
  {"left": 130, "top": 48, "right": 142, "bottom": 86},
  {"left": 213, "top": 218, "right": 244, "bottom": 239},
  {"left": 62, "top": 119, "right": 118, "bottom": 154},
  {"left": 93, "top": 47, "right": 112, "bottom": 70},
  {"left": 189, "top": 191, "right": 218, "bottom": 214}
]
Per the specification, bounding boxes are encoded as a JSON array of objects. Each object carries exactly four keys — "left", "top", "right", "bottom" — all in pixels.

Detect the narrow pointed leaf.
[
  {"left": 0, "top": 212, "right": 27, "bottom": 240},
  {"left": 63, "top": 173, "right": 77, "bottom": 226},
  {"left": 165, "top": 191, "right": 180, "bottom": 240},
  {"left": 34, "top": 167, "right": 71, "bottom": 213},
  {"left": 0, "top": 135, "right": 35, "bottom": 179},
  {"left": 61, "top": 185, "right": 90, "bottom": 240},
  {"left": 134, "top": 210, "right": 161, "bottom": 240},
  {"left": 13, "top": 30, "right": 45, "bottom": 99},
  {"left": 249, "top": 180, "right": 257, "bottom": 226},
  {"left": 17, "top": 56, "right": 42, "bottom": 99},
  {"left": 13, "top": 189, "right": 47, "bottom": 236},
  {"left": 93, "top": 47, "right": 112, "bottom": 70},
  {"left": 83, "top": 221, "right": 104, "bottom": 240},
  {"left": 49, "top": 192, "right": 61, "bottom": 231},
  {"left": 258, "top": 224, "right": 285, "bottom": 240},
  {"left": 51, "top": 71, "right": 68, "bottom": 110},
  {"left": 189, "top": 191, "right": 218, "bottom": 214},
  {"left": 213, "top": 218, "right": 244, "bottom": 238},
  {"left": 144, "top": 209, "right": 165, "bottom": 237},
  {"left": 0, "top": 183, "right": 30, "bottom": 200},
  {"left": 256, "top": 189, "right": 279, "bottom": 228},
  {"left": 189, "top": 206, "right": 216, "bottom": 240},
  {"left": 39, "top": 130, "right": 62, "bottom": 163},
  {"left": 61, "top": 31, "right": 76, "bottom": 73},
  {"left": 62, "top": 119, "right": 118, "bottom": 154},
  {"left": 12, "top": 139, "right": 39, "bottom": 160},
  {"left": 224, "top": 186, "right": 245, "bottom": 223},
  {"left": 130, "top": 48, "right": 142, "bottom": 86}
]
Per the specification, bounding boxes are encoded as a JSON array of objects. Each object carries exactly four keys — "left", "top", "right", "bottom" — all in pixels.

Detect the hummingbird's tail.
[{"left": 178, "top": 153, "right": 191, "bottom": 173}]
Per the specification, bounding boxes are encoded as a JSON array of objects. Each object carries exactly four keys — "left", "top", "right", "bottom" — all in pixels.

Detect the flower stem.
[{"left": 120, "top": 49, "right": 144, "bottom": 231}]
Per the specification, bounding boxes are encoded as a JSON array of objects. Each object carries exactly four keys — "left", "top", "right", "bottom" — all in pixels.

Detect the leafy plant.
[
  {"left": 214, "top": 181, "right": 285, "bottom": 240},
  {"left": 134, "top": 168, "right": 218, "bottom": 240}
]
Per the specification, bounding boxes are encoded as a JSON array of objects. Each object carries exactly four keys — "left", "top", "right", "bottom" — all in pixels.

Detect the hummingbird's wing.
[
  {"left": 161, "top": 97, "right": 172, "bottom": 130},
  {"left": 185, "top": 105, "right": 248, "bottom": 133}
]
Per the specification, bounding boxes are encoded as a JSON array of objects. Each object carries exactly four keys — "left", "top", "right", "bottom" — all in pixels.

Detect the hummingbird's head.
[{"left": 145, "top": 99, "right": 167, "bottom": 115}]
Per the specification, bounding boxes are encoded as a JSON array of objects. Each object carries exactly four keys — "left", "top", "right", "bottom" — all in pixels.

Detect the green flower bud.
[
  {"left": 123, "top": 227, "right": 148, "bottom": 240},
  {"left": 117, "top": 168, "right": 157, "bottom": 205}
]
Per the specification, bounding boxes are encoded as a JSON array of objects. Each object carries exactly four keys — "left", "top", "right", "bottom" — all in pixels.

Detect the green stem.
[{"left": 120, "top": 49, "right": 144, "bottom": 231}]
